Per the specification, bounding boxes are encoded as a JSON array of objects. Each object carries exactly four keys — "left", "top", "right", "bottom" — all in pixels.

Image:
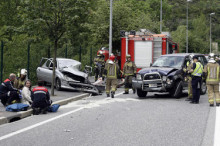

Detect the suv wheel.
[
  {"left": 56, "top": 78, "right": 62, "bottom": 91},
  {"left": 200, "top": 81, "right": 207, "bottom": 95},
  {"left": 169, "top": 81, "right": 183, "bottom": 98},
  {"left": 137, "top": 89, "right": 147, "bottom": 97}
]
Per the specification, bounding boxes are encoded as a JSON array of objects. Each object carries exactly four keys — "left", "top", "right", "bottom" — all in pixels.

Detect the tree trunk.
[{"left": 51, "top": 39, "right": 58, "bottom": 96}]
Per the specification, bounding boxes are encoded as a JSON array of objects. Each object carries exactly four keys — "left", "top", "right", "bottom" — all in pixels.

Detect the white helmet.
[
  {"left": 209, "top": 53, "right": 215, "bottom": 59},
  {"left": 20, "top": 69, "right": 27, "bottom": 75}
]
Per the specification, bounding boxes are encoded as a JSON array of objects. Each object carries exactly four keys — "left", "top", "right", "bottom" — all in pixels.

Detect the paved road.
[{"left": 0, "top": 88, "right": 215, "bottom": 146}]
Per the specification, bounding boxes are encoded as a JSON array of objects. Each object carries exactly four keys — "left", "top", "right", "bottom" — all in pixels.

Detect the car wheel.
[
  {"left": 137, "top": 89, "right": 147, "bottom": 98},
  {"left": 169, "top": 81, "right": 183, "bottom": 98},
  {"left": 200, "top": 81, "right": 207, "bottom": 95},
  {"left": 56, "top": 78, "right": 62, "bottom": 91}
]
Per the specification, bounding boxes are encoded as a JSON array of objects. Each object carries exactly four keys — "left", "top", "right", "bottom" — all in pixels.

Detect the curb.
[{"left": 0, "top": 93, "right": 90, "bottom": 126}]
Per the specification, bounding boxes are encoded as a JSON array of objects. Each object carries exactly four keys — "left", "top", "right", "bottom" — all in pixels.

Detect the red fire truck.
[
  {"left": 97, "top": 29, "right": 179, "bottom": 72},
  {"left": 120, "top": 29, "right": 179, "bottom": 72}
]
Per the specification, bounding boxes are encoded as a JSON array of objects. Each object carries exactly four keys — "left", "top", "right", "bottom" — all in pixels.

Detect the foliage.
[{"left": 0, "top": 0, "right": 219, "bottom": 83}]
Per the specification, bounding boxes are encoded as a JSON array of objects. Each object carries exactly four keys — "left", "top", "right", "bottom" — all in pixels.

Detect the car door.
[
  {"left": 37, "top": 59, "right": 53, "bottom": 83},
  {"left": 37, "top": 58, "right": 49, "bottom": 81},
  {"left": 44, "top": 59, "right": 53, "bottom": 83}
]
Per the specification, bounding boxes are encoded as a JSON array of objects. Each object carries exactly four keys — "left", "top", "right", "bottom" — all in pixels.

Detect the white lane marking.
[
  {"left": 214, "top": 107, "right": 220, "bottom": 146},
  {"left": 0, "top": 90, "right": 135, "bottom": 141}
]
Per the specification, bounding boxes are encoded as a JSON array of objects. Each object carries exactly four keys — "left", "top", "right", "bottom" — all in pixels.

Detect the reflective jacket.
[
  {"left": 31, "top": 86, "right": 50, "bottom": 108},
  {"left": 123, "top": 61, "right": 137, "bottom": 76},
  {"left": 94, "top": 56, "right": 105, "bottom": 68},
  {"left": 104, "top": 62, "right": 119, "bottom": 79},
  {"left": 203, "top": 62, "right": 220, "bottom": 84},
  {"left": 0, "top": 79, "right": 17, "bottom": 94},
  {"left": 191, "top": 62, "right": 203, "bottom": 77}
]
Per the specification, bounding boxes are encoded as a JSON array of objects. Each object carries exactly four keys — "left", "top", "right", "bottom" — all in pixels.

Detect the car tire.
[
  {"left": 137, "top": 89, "right": 147, "bottom": 98},
  {"left": 56, "top": 78, "right": 62, "bottom": 91},
  {"left": 169, "top": 81, "right": 183, "bottom": 98},
  {"left": 200, "top": 81, "right": 207, "bottom": 95}
]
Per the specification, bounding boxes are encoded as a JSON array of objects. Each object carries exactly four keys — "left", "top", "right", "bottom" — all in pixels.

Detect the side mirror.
[{"left": 150, "top": 63, "right": 152, "bottom": 67}]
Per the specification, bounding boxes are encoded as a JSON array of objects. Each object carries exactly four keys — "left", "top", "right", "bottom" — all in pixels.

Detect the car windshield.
[
  {"left": 58, "top": 59, "right": 81, "bottom": 70},
  {"left": 152, "top": 56, "right": 185, "bottom": 68}
]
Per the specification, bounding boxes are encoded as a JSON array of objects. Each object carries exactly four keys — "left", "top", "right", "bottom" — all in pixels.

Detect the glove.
[{"left": 183, "top": 68, "right": 187, "bottom": 72}]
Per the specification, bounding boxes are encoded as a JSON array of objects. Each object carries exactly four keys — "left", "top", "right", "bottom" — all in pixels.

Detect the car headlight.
[
  {"left": 64, "top": 75, "right": 72, "bottom": 81},
  {"left": 167, "top": 78, "right": 172, "bottom": 84},
  {"left": 136, "top": 74, "right": 142, "bottom": 80},
  {"left": 162, "top": 76, "right": 167, "bottom": 81}
]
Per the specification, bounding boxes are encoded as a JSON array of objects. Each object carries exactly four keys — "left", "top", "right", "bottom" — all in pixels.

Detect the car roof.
[{"left": 161, "top": 53, "right": 204, "bottom": 57}]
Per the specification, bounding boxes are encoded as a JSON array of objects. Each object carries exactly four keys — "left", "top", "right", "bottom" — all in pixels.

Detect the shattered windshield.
[
  {"left": 152, "top": 56, "right": 184, "bottom": 68},
  {"left": 58, "top": 59, "right": 81, "bottom": 70}
]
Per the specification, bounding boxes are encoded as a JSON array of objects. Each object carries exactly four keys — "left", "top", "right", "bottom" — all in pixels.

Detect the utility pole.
[
  {"left": 210, "top": 12, "right": 215, "bottom": 53},
  {"left": 109, "top": 0, "right": 113, "bottom": 56},
  {"left": 186, "top": 0, "right": 192, "bottom": 53}
]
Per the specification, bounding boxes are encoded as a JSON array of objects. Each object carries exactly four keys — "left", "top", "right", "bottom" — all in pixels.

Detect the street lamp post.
[
  {"left": 186, "top": 0, "right": 192, "bottom": 53},
  {"left": 160, "top": 0, "right": 162, "bottom": 33},
  {"left": 109, "top": 0, "right": 113, "bottom": 56},
  {"left": 210, "top": 12, "right": 215, "bottom": 53}
]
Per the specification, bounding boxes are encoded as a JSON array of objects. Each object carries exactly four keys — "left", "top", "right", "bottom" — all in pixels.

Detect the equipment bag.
[
  {"left": 48, "top": 104, "right": 60, "bottom": 112},
  {"left": 6, "top": 103, "right": 29, "bottom": 112}
]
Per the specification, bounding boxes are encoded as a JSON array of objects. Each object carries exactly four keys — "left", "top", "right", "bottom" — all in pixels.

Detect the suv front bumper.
[{"left": 132, "top": 79, "right": 172, "bottom": 92}]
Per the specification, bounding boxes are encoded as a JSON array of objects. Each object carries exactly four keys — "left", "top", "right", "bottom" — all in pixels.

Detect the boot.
[
  {"left": 210, "top": 104, "right": 214, "bottom": 107},
  {"left": 33, "top": 108, "right": 40, "bottom": 115},
  {"left": 185, "top": 98, "right": 192, "bottom": 101},
  {"left": 41, "top": 108, "right": 48, "bottom": 114},
  {"left": 111, "top": 91, "right": 115, "bottom": 98},
  {"left": 216, "top": 103, "right": 220, "bottom": 106},
  {"left": 133, "top": 89, "right": 136, "bottom": 94},
  {"left": 107, "top": 94, "right": 110, "bottom": 97},
  {"left": 123, "top": 91, "right": 129, "bottom": 94}
]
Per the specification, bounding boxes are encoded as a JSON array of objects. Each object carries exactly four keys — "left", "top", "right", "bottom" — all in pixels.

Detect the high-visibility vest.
[
  {"left": 192, "top": 62, "right": 203, "bottom": 77},
  {"left": 207, "top": 65, "right": 219, "bottom": 82}
]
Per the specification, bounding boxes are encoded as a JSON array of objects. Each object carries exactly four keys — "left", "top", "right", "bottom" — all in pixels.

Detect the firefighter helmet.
[
  {"left": 209, "top": 53, "right": 215, "bottom": 59},
  {"left": 126, "top": 54, "right": 131, "bottom": 58},
  {"left": 21, "top": 69, "right": 27, "bottom": 75},
  {"left": 109, "top": 55, "right": 115, "bottom": 61},
  {"left": 101, "top": 47, "right": 106, "bottom": 50}
]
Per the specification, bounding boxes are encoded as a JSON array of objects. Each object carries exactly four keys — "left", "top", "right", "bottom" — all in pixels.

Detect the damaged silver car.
[{"left": 37, "top": 58, "right": 99, "bottom": 95}]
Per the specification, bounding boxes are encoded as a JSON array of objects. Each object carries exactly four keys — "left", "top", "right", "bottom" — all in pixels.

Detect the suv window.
[{"left": 198, "top": 56, "right": 207, "bottom": 66}]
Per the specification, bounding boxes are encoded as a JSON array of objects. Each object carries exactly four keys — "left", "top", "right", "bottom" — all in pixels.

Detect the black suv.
[{"left": 132, "top": 53, "right": 208, "bottom": 98}]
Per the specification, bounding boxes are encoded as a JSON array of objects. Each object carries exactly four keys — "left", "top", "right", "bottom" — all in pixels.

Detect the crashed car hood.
[
  {"left": 138, "top": 67, "right": 178, "bottom": 76},
  {"left": 61, "top": 67, "right": 87, "bottom": 78}
]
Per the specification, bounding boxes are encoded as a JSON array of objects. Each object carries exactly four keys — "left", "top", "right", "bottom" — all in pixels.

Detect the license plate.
[{"left": 149, "top": 84, "right": 157, "bottom": 88}]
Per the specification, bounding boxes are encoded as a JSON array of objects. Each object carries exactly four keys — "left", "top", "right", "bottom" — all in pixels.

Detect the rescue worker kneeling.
[
  {"left": 203, "top": 53, "right": 220, "bottom": 107},
  {"left": 0, "top": 73, "right": 20, "bottom": 106},
  {"left": 104, "top": 55, "right": 119, "bottom": 98},
  {"left": 123, "top": 54, "right": 137, "bottom": 94},
  {"left": 31, "top": 81, "right": 51, "bottom": 115}
]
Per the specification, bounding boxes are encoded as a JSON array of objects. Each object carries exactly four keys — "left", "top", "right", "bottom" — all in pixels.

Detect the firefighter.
[
  {"left": 123, "top": 54, "right": 137, "bottom": 94},
  {"left": 183, "top": 56, "right": 193, "bottom": 101},
  {"left": 94, "top": 51, "right": 105, "bottom": 81},
  {"left": 14, "top": 69, "right": 27, "bottom": 90},
  {"left": 104, "top": 55, "right": 119, "bottom": 98},
  {"left": 203, "top": 53, "right": 220, "bottom": 106},
  {"left": 188, "top": 56, "right": 203, "bottom": 104}
]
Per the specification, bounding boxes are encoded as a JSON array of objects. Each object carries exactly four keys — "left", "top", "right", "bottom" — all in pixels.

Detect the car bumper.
[{"left": 132, "top": 79, "right": 172, "bottom": 92}]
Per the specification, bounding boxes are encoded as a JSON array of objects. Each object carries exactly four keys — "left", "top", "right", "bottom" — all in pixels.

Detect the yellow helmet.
[{"left": 126, "top": 54, "right": 131, "bottom": 58}]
